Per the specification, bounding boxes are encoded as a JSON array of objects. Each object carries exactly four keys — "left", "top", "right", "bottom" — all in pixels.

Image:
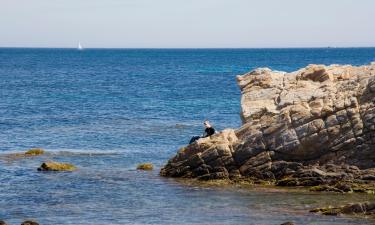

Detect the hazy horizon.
[{"left": 1, "top": 0, "right": 374, "bottom": 48}]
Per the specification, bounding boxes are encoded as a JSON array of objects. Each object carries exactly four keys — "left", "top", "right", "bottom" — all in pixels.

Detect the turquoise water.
[{"left": 1, "top": 48, "right": 375, "bottom": 224}]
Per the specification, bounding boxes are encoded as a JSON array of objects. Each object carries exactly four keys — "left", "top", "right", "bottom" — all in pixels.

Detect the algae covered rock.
[
  {"left": 25, "top": 148, "right": 45, "bottom": 156},
  {"left": 137, "top": 163, "right": 154, "bottom": 170},
  {"left": 38, "top": 161, "right": 77, "bottom": 171},
  {"left": 0, "top": 220, "right": 8, "bottom": 225},
  {"left": 1, "top": 148, "right": 46, "bottom": 160},
  {"left": 310, "top": 202, "right": 375, "bottom": 217}
]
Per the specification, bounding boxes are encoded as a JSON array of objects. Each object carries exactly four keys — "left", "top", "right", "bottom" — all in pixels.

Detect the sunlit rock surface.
[{"left": 161, "top": 63, "right": 375, "bottom": 189}]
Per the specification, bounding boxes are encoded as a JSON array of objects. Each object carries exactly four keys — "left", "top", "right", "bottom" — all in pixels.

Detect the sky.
[{"left": 0, "top": 0, "right": 374, "bottom": 48}]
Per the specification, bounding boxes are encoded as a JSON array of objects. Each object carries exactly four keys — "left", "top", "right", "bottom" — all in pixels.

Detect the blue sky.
[{"left": 0, "top": 0, "right": 374, "bottom": 48}]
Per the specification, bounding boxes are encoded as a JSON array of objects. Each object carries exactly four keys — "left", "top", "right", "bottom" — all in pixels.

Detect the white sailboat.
[{"left": 78, "top": 42, "right": 83, "bottom": 50}]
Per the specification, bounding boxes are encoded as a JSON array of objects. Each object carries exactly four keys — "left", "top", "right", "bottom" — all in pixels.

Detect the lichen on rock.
[{"left": 160, "top": 63, "right": 375, "bottom": 191}]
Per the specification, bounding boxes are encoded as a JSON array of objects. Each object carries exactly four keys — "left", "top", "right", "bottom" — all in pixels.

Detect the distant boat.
[{"left": 78, "top": 42, "right": 83, "bottom": 50}]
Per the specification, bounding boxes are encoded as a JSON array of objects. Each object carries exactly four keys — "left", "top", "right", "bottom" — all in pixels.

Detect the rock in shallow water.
[
  {"left": 0, "top": 148, "right": 46, "bottom": 161},
  {"left": 310, "top": 202, "right": 375, "bottom": 217},
  {"left": 137, "top": 163, "right": 154, "bottom": 170},
  {"left": 280, "top": 222, "right": 295, "bottom": 225},
  {"left": 38, "top": 161, "right": 77, "bottom": 171},
  {"left": 21, "top": 221, "right": 39, "bottom": 225},
  {"left": 161, "top": 63, "right": 375, "bottom": 190},
  {"left": 24, "top": 148, "right": 45, "bottom": 156}
]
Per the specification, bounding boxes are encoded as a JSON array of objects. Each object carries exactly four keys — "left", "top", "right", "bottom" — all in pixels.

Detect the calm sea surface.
[{"left": 0, "top": 48, "right": 375, "bottom": 224}]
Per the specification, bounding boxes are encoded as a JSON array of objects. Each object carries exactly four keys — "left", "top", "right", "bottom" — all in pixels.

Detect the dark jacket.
[{"left": 202, "top": 127, "right": 215, "bottom": 138}]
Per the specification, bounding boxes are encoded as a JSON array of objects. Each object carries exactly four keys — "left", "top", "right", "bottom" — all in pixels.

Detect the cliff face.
[{"left": 161, "top": 63, "right": 375, "bottom": 189}]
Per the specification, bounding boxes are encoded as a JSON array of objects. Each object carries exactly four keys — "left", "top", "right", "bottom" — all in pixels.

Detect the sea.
[{"left": 0, "top": 48, "right": 375, "bottom": 225}]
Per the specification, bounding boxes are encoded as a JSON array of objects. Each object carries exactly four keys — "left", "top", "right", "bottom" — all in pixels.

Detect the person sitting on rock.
[{"left": 189, "top": 120, "right": 216, "bottom": 144}]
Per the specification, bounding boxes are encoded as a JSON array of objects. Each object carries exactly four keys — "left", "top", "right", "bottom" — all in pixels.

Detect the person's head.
[{"left": 203, "top": 120, "right": 211, "bottom": 128}]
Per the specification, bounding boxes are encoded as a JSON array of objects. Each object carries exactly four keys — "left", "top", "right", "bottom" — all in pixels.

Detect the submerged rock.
[
  {"left": 280, "top": 222, "right": 295, "bottom": 225},
  {"left": 161, "top": 63, "right": 375, "bottom": 190},
  {"left": 310, "top": 202, "right": 375, "bottom": 217},
  {"left": 24, "top": 148, "right": 45, "bottom": 156},
  {"left": 137, "top": 163, "right": 154, "bottom": 170},
  {"left": 21, "top": 221, "right": 39, "bottom": 225},
  {"left": 1, "top": 148, "right": 46, "bottom": 161},
  {"left": 38, "top": 161, "right": 77, "bottom": 171},
  {"left": 0, "top": 220, "right": 8, "bottom": 225}
]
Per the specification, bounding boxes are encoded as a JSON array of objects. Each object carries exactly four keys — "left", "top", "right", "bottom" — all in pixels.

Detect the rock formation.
[{"left": 161, "top": 63, "right": 375, "bottom": 190}]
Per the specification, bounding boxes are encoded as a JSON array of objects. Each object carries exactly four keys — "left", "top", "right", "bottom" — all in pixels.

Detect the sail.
[{"left": 78, "top": 42, "right": 83, "bottom": 50}]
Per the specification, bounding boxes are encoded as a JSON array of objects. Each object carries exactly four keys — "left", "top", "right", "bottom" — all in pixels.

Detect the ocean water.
[{"left": 0, "top": 48, "right": 375, "bottom": 225}]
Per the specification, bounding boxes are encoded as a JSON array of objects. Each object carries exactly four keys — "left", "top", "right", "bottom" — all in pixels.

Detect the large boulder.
[{"left": 161, "top": 63, "right": 375, "bottom": 188}]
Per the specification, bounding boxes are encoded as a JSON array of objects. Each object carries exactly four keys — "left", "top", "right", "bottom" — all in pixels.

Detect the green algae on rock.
[
  {"left": 25, "top": 148, "right": 45, "bottom": 156},
  {"left": 137, "top": 163, "right": 154, "bottom": 170},
  {"left": 310, "top": 202, "right": 375, "bottom": 217},
  {"left": 37, "top": 161, "right": 77, "bottom": 171},
  {"left": 1, "top": 148, "right": 46, "bottom": 161},
  {"left": 309, "top": 182, "right": 375, "bottom": 194}
]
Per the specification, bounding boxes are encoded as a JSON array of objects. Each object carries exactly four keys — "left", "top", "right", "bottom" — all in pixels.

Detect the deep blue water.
[{"left": 0, "top": 48, "right": 375, "bottom": 225}]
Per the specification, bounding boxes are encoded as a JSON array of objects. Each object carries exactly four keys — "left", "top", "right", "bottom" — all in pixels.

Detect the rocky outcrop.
[
  {"left": 161, "top": 129, "right": 239, "bottom": 180},
  {"left": 38, "top": 161, "right": 77, "bottom": 171},
  {"left": 161, "top": 63, "right": 375, "bottom": 189}
]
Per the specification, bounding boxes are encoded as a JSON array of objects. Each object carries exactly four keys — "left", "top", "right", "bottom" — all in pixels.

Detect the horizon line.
[{"left": 1, "top": 46, "right": 375, "bottom": 50}]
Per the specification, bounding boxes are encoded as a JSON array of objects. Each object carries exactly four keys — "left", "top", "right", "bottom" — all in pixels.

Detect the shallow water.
[{"left": 1, "top": 48, "right": 375, "bottom": 224}]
